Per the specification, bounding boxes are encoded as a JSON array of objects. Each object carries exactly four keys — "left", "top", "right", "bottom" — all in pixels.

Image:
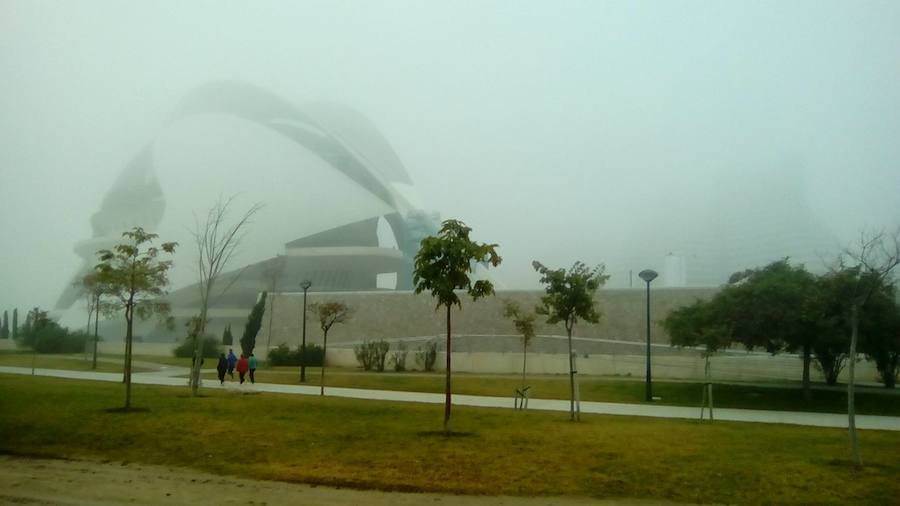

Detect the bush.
[
  {"left": 390, "top": 341, "right": 409, "bottom": 372},
  {"left": 415, "top": 340, "right": 438, "bottom": 371},
  {"left": 173, "top": 336, "right": 220, "bottom": 359},
  {"left": 354, "top": 339, "right": 390, "bottom": 371},
  {"left": 33, "top": 329, "right": 88, "bottom": 354},
  {"left": 267, "top": 343, "right": 324, "bottom": 366},
  {"left": 16, "top": 307, "right": 86, "bottom": 354}
]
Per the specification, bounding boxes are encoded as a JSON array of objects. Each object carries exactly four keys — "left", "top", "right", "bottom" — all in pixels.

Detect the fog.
[{"left": 2, "top": 1, "right": 899, "bottom": 315}]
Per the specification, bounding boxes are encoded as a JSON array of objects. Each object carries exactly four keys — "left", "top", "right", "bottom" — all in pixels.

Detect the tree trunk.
[
  {"left": 320, "top": 329, "right": 328, "bottom": 396},
  {"left": 444, "top": 304, "right": 452, "bottom": 432},
  {"left": 191, "top": 293, "right": 211, "bottom": 397},
  {"left": 92, "top": 294, "right": 99, "bottom": 370},
  {"left": 522, "top": 343, "right": 527, "bottom": 391},
  {"left": 848, "top": 303, "right": 861, "bottom": 467},
  {"left": 266, "top": 292, "right": 276, "bottom": 353},
  {"left": 124, "top": 302, "right": 133, "bottom": 410},
  {"left": 802, "top": 344, "right": 811, "bottom": 402},
  {"left": 566, "top": 321, "right": 575, "bottom": 422}
]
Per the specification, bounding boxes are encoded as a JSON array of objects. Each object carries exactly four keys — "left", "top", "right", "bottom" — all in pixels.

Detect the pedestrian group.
[{"left": 216, "top": 348, "right": 258, "bottom": 386}]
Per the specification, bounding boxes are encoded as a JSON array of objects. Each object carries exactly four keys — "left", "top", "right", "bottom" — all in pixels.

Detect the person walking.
[
  {"left": 226, "top": 348, "right": 237, "bottom": 379},
  {"left": 216, "top": 353, "right": 228, "bottom": 385},
  {"left": 236, "top": 353, "right": 249, "bottom": 384},
  {"left": 248, "top": 353, "right": 258, "bottom": 384}
]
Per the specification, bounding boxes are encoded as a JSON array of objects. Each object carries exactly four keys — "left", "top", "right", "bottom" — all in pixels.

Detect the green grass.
[
  {"left": 1, "top": 374, "right": 898, "bottom": 504},
  {"left": 204, "top": 366, "right": 900, "bottom": 416},
  {"left": 0, "top": 351, "right": 154, "bottom": 373}
]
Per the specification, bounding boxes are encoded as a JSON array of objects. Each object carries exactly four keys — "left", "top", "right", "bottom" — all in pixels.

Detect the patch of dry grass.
[{"left": 1, "top": 374, "right": 898, "bottom": 504}]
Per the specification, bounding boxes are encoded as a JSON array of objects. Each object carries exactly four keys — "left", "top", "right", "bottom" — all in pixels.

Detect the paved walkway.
[{"left": 2, "top": 365, "right": 898, "bottom": 431}]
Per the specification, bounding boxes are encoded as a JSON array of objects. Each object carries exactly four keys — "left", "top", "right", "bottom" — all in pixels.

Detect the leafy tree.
[
  {"left": 533, "top": 260, "right": 608, "bottom": 421},
  {"left": 502, "top": 300, "right": 536, "bottom": 391},
  {"left": 859, "top": 286, "right": 900, "bottom": 388},
  {"left": 189, "top": 195, "right": 262, "bottom": 395},
  {"left": 11, "top": 308, "right": 18, "bottom": 340},
  {"left": 309, "top": 301, "right": 351, "bottom": 395},
  {"left": 414, "top": 219, "right": 501, "bottom": 430},
  {"left": 240, "top": 292, "right": 267, "bottom": 357},
  {"left": 94, "top": 227, "right": 177, "bottom": 410},
  {"left": 724, "top": 260, "right": 821, "bottom": 398},
  {"left": 222, "top": 324, "right": 233, "bottom": 345}
]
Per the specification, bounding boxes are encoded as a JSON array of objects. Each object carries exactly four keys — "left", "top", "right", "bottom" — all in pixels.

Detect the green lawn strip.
[
  {"left": 0, "top": 352, "right": 154, "bottom": 373},
  {"left": 0, "top": 375, "right": 897, "bottom": 504},
  {"left": 201, "top": 366, "right": 900, "bottom": 416}
]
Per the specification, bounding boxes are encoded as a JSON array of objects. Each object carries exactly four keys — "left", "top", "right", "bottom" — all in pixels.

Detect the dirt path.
[{"left": 0, "top": 455, "right": 681, "bottom": 506}]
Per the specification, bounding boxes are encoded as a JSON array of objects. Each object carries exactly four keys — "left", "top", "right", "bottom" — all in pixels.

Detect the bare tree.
[
  {"left": 261, "top": 255, "right": 286, "bottom": 353},
  {"left": 188, "top": 195, "right": 263, "bottom": 396},
  {"left": 838, "top": 227, "right": 900, "bottom": 467}
]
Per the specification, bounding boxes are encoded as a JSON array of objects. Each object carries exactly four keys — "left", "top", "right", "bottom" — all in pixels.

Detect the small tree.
[
  {"left": 837, "top": 227, "right": 900, "bottom": 466},
  {"left": 222, "top": 324, "right": 233, "bottom": 345},
  {"left": 95, "top": 227, "right": 176, "bottom": 410},
  {"left": 11, "top": 308, "right": 18, "bottom": 340},
  {"left": 663, "top": 298, "right": 732, "bottom": 420},
  {"left": 81, "top": 272, "right": 111, "bottom": 370},
  {"left": 533, "top": 260, "right": 608, "bottom": 421},
  {"left": 1, "top": 310, "right": 8, "bottom": 339},
  {"left": 262, "top": 255, "right": 286, "bottom": 352},
  {"left": 309, "top": 301, "right": 351, "bottom": 395},
  {"left": 240, "top": 292, "right": 267, "bottom": 356},
  {"left": 414, "top": 219, "right": 501, "bottom": 431},
  {"left": 502, "top": 300, "right": 536, "bottom": 391}
]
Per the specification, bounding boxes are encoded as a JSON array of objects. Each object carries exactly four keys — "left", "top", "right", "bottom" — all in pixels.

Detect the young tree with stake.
[
  {"left": 308, "top": 301, "right": 351, "bottom": 396},
  {"left": 414, "top": 219, "right": 501, "bottom": 431},
  {"left": 533, "top": 260, "right": 609, "bottom": 421}
]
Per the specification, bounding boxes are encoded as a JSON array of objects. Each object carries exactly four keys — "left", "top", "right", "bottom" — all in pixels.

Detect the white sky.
[{"left": 1, "top": 0, "right": 899, "bottom": 313}]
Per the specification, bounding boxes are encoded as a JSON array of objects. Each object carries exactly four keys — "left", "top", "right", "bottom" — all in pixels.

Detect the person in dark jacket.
[
  {"left": 216, "top": 353, "right": 228, "bottom": 385},
  {"left": 226, "top": 349, "right": 237, "bottom": 378},
  {"left": 236, "top": 353, "right": 250, "bottom": 384}
]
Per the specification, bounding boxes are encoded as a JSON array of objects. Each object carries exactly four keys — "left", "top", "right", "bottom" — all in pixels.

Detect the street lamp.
[
  {"left": 299, "top": 280, "right": 312, "bottom": 382},
  {"left": 638, "top": 269, "right": 658, "bottom": 402}
]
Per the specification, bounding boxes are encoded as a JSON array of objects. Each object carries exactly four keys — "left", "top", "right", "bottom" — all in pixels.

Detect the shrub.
[
  {"left": 33, "top": 329, "right": 88, "bottom": 354},
  {"left": 415, "top": 340, "right": 438, "bottom": 371},
  {"left": 267, "top": 343, "right": 324, "bottom": 366},
  {"left": 354, "top": 339, "right": 390, "bottom": 371},
  {"left": 173, "top": 336, "right": 220, "bottom": 359},
  {"left": 17, "top": 307, "right": 86, "bottom": 353},
  {"left": 390, "top": 341, "right": 409, "bottom": 372}
]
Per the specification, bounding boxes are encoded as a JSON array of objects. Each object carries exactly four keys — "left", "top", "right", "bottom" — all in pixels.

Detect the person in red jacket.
[{"left": 236, "top": 353, "right": 250, "bottom": 384}]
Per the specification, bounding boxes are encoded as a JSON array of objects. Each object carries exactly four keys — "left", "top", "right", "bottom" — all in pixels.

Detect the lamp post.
[
  {"left": 299, "top": 280, "right": 312, "bottom": 382},
  {"left": 638, "top": 269, "right": 658, "bottom": 402}
]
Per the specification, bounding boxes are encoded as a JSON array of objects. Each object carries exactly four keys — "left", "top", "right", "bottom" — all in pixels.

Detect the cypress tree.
[
  {"left": 11, "top": 308, "right": 17, "bottom": 340},
  {"left": 222, "top": 324, "right": 233, "bottom": 345},
  {"left": 1, "top": 310, "right": 8, "bottom": 338},
  {"left": 240, "top": 292, "right": 267, "bottom": 356}
]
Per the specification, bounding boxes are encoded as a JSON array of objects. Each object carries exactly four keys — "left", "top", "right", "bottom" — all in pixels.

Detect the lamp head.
[{"left": 638, "top": 269, "right": 658, "bottom": 283}]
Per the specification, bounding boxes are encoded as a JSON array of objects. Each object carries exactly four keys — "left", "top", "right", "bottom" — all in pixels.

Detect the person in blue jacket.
[{"left": 226, "top": 349, "right": 237, "bottom": 379}]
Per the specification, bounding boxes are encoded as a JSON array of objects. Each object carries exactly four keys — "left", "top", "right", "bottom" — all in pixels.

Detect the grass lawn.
[
  {"left": 1, "top": 374, "right": 898, "bottom": 504},
  {"left": 203, "top": 366, "right": 900, "bottom": 416},
  {"left": 0, "top": 351, "right": 154, "bottom": 373}
]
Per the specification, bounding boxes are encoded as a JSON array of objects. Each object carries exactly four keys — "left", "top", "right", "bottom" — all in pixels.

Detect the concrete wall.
[{"left": 259, "top": 288, "right": 717, "bottom": 349}]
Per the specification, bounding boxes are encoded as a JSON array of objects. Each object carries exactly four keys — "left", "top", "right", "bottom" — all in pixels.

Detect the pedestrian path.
[{"left": 2, "top": 365, "right": 898, "bottom": 431}]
